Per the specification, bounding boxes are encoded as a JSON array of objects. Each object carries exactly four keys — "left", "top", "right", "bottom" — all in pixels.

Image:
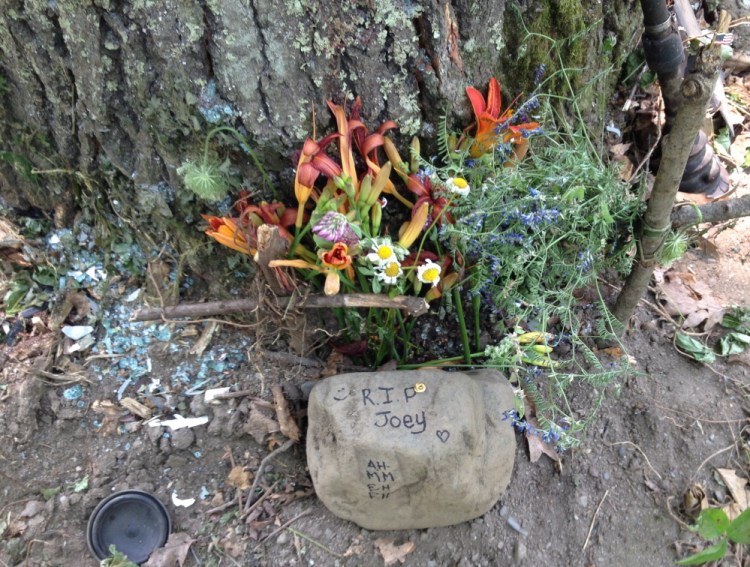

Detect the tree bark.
[
  {"left": 0, "top": 1, "right": 639, "bottom": 216},
  {"left": 671, "top": 194, "right": 750, "bottom": 228}
]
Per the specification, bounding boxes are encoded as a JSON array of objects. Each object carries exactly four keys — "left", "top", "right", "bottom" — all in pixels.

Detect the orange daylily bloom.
[
  {"left": 466, "top": 78, "right": 541, "bottom": 159},
  {"left": 202, "top": 215, "right": 256, "bottom": 256},
  {"left": 294, "top": 134, "right": 342, "bottom": 227}
]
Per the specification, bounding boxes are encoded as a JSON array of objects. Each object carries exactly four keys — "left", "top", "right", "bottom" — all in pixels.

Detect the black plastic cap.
[{"left": 87, "top": 490, "right": 171, "bottom": 564}]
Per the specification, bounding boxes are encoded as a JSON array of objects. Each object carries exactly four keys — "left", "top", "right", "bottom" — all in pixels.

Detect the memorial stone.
[{"left": 306, "top": 369, "right": 517, "bottom": 530}]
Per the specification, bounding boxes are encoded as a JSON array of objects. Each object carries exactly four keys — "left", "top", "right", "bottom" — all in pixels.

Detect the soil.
[{"left": 1, "top": 213, "right": 750, "bottom": 567}]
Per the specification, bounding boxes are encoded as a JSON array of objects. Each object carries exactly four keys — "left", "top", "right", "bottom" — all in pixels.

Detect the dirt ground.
[{"left": 0, "top": 204, "right": 749, "bottom": 567}]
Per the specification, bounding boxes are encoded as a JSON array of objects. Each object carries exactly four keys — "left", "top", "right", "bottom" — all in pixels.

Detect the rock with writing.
[{"left": 307, "top": 369, "right": 516, "bottom": 529}]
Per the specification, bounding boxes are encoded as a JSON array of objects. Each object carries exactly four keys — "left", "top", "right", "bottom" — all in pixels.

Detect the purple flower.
[{"left": 312, "top": 212, "right": 359, "bottom": 246}]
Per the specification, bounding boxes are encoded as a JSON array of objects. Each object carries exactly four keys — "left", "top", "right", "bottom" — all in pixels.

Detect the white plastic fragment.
[
  {"left": 65, "top": 334, "right": 96, "bottom": 354},
  {"left": 124, "top": 289, "right": 142, "bottom": 302},
  {"left": 605, "top": 122, "right": 621, "bottom": 138},
  {"left": 171, "top": 491, "right": 195, "bottom": 508},
  {"left": 61, "top": 325, "right": 94, "bottom": 340},
  {"left": 149, "top": 414, "right": 209, "bottom": 431},
  {"left": 204, "top": 387, "right": 231, "bottom": 404}
]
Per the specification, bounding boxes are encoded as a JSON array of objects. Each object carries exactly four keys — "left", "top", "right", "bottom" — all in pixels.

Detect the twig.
[
  {"left": 692, "top": 443, "right": 735, "bottom": 479},
  {"left": 666, "top": 496, "right": 692, "bottom": 529},
  {"left": 241, "top": 479, "right": 281, "bottom": 520},
  {"left": 130, "top": 293, "right": 429, "bottom": 322},
  {"left": 671, "top": 194, "right": 750, "bottom": 228},
  {"left": 254, "top": 509, "right": 312, "bottom": 549},
  {"left": 606, "top": 441, "right": 663, "bottom": 480},
  {"left": 286, "top": 527, "right": 343, "bottom": 558},
  {"left": 206, "top": 498, "right": 239, "bottom": 515},
  {"left": 582, "top": 489, "right": 610, "bottom": 553},
  {"left": 244, "top": 439, "right": 295, "bottom": 513}
]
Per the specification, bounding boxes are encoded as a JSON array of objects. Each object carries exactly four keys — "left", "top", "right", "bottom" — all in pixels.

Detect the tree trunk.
[{"left": 0, "top": 1, "right": 640, "bottom": 256}]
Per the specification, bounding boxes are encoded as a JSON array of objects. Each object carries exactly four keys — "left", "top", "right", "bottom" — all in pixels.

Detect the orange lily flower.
[
  {"left": 294, "top": 134, "right": 342, "bottom": 227},
  {"left": 466, "top": 78, "right": 541, "bottom": 159},
  {"left": 240, "top": 200, "right": 297, "bottom": 242},
  {"left": 268, "top": 242, "right": 355, "bottom": 296},
  {"left": 202, "top": 215, "right": 256, "bottom": 256}
]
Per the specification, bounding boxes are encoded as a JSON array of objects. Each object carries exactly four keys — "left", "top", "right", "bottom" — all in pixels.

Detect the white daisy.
[
  {"left": 445, "top": 177, "right": 471, "bottom": 197},
  {"left": 416, "top": 259, "right": 442, "bottom": 287},
  {"left": 365, "top": 238, "right": 406, "bottom": 266},
  {"left": 375, "top": 260, "right": 403, "bottom": 285}
]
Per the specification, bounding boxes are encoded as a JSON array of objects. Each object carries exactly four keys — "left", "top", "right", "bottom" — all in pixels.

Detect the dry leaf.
[
  {"left": 374, "top": 538, "right": 416, "bottom": 566},
  {"left": 120, "top": 397, "right": 152, "bottom": 420},
  {"left": 656, "top": 270, "right": 725, "bottom": 330},
  {"left": 526, "top": 417, "right": 560, "bottom": 464},
  {"left": 682, "top": 484, "right": 707, "bottom": 520},
  {"left": 599, "top": 346, "right": 625, "bottom": 358},
  {"left": 243, "top": 403, "right": 280, "bottom": 444},
  {"left": 271, "top": 385, "right": 301, "bottom": 442},
  {"left": 526, "top": 431, "right": 561, "bottom": 464},
  {"left": 717, "top": 468, "right": 750, "bottom": 521},
  {"left": 91, "top": 400, "right": 122, "bottom": 436},
  {"left": 609, "top": 142, "right": 632, "bottom": 158},
  {"left": 227, "top": 465, "right": 253, "bottom": 490},
  {"left": 142, "top": 532, "right": 195, "bottom": 567}
]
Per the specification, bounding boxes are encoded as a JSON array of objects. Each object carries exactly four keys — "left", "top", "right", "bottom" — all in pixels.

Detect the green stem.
[
  {"left": 453, "top": 287, "right": 471, "bottom": 365},
  {"left": 289, "top": 223, "right": 312, "bottom": 258},
  {"left": 472, "top": 292, "right": 481, "bottom": 352},
  {"left": 397, "top": 351, "right": 485, "bottom": 369}
]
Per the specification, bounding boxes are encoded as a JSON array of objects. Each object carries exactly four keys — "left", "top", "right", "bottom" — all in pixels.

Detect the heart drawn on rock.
[{"left": 436, "top": 430, "right": 450, "bottom": 443}]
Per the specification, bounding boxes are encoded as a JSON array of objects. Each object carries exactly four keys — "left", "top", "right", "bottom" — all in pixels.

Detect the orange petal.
[
  {"left": 465, "top": 86, "right": 486, "bottom": 123},
  {"left": 485, "top": 78, "right": 502, "bottom": 119},
  {"left": 268, "top": 259, "right": 322, "bottom": 271}
]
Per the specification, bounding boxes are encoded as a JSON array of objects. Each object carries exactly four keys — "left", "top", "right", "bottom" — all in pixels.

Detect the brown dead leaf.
[
  {"left": 717, "top": 468, "right": 750, "bottom": 521},
  {"left": 142, "top": 532, "right": 195, "bottom": 567},
  {"left": 615, "top": 155, "right": 634, "bottom": 180},
  {"left": 227, "top": 465, "right": 253, "bottom": 491},
  {"left": 343, "top": 535, "right": 366, "bottom": 557},
  {"left": 271, "top": 385, "right": 300, "bottom": 442},
  {"left": 524, "top": 416, "right": 560, "bottom": 464},
  {"left": 91, "top": 400, "right": 122, "bottom": 436},
  {"left": 374, "top": 538, "right": 416, "bottom": 566},
  {"left": 120, "top": 397, "right": 152, "bottom": 420},
  {"left": 526, "top": 431, "right": 560, "bottom": 464},
  {"left": 243, "top": 403, "right": 280, "bottom": 444},
  {"left": 609, "top": 142, "right": 632, "bottom": 158},
  {"left": 600, "top": 346, "right": 625, "bottom": 358},
  {"left": 656, "top": 270, "right": 725, "bottom": 330}
]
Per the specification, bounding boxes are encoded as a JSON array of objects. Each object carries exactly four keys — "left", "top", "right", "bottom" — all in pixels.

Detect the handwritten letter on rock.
[{"left": 306, "top": 369, "right": 516, "bottom": 529}]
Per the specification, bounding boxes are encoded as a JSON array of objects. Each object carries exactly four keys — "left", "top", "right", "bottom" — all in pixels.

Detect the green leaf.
[
  {"left": 715, "top": 128, "right": 731, "bottom": 152},
  {"left": 726, "top": 507, "right": 750, "bottom": 544},
  {"left": 72, "top": 475, "right": 89, "bottom": 493},
  {"left": 675, "top": 333, "right": 716, "bottom": 364},
  {"left": 695, "top": 508, "right": 730, "bottom": 540},
  {"left": 721, "top": 307, "right": 750, "bottom": 331},
  {"left": 717, "top": 333, "right": 750, "bottom": 356},
  {"left": 41, "top": 486, "right": 62, "bottom": 500},
  {"left": 675, "top": 539, "right": 728, "bottom": 565}
]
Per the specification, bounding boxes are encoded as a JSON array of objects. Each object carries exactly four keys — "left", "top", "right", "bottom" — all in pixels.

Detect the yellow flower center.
[
  {"left": 377, "top": 245, "right": 393, "bottom": 260},
  {"left": 422, "top": 267, "right": 440, "bottom": 282},
  {"left": 384, "top": 262, "right": 400, "bottom": 277},
  {"left": 453, "top": 178, "right": 468, "bottom": 189}
]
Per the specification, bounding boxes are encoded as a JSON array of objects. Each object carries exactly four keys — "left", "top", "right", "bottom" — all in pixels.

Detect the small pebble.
[
  {"left": 577, "top": 494, "right": 589, "bottom": 507},
  {"left": 276, "top": 531, "right": 290, "bottom": 545},
  {"left": 513, "top": 541, "right": 527, "bottom": 563},
  {"left": 603, "top": 471, "right": 611, "bottom": 481}
]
